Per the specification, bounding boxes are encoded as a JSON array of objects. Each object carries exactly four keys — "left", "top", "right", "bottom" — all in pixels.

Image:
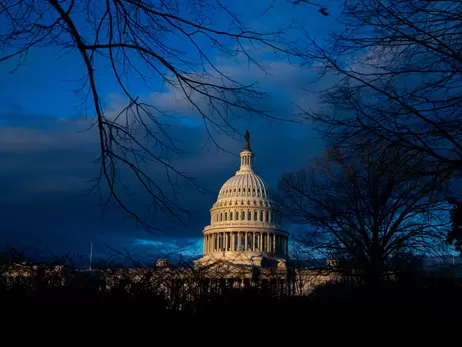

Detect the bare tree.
[
  {"left": 278, "top": 143, "right": 449, "bottom": 285},
  {"left": 298, "top": 0, "right": 462, "bottom": 251},
  {"left": 0, "top": 0, "right": 306, "bottom": 232},
  {"left": 301, "top": 1, "right": 462, "bottom": 181}
]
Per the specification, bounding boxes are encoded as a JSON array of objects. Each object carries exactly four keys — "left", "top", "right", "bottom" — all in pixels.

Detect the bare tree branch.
[
  {"left": 301, "top": 0, "right": 462, "bottom": 177},
  {"left": 297, "top": 0, "right": 462, "bottom": 250},
  {"left": 0, "top": 0, "right": 302, "bottom": 233}
]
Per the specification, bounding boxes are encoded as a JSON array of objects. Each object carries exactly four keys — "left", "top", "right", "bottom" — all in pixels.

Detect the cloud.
[
  {"left": 0, "top": 0, "right": 352, "bottom": 265},
  {"left": 143, "top": 58, "right": 313, "bottom": 120},
  {"left": 0, "top": 116, "right": 322, "bottom": 259},
  {"left": 0, "top": 49, "right": 328, "bottom": 261}
]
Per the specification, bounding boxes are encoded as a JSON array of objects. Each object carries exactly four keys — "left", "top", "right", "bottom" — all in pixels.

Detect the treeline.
[{"left": 0, "top": 259, "right": 461, "bottom": 321}]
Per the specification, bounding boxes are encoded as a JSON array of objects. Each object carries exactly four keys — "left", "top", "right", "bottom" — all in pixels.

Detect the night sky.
[{"left": 0, "top": 1, "right": 341, "bottom": 265}]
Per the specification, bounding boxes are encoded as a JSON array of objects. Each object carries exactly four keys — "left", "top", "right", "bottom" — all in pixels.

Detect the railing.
[{"left": 203, "top": 221, "right": 286, "bottom": 231}]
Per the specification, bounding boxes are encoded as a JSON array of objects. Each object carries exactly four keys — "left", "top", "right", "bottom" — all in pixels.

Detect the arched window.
[
  {"left": 230, "top": 211, "right": 233, "bottom": 220},
  {"left": 247, "top": 211, "right": 251, "bottom": 220},
  {"left": 265, "top": 211, "right": 269, "bottom": 222},
  {"left": 224, "top": 212, "right": 227, "bottom": 221},
  {"left": 220, "top": 213, "right": 223, "bottom": 221},
  {"left": 235, "top": 211, "right": 239, "bottom": 220},
  {"left": 260, "top": 211, "right": 263, "bottom": 221},
  {"left": 241, "top": 211, "right": 245, "bottom": 220},
  {"left": 254, "top": 211, "right": 257, "bottom": 221}
]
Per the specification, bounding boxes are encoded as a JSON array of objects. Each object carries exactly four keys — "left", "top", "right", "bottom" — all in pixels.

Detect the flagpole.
[{"left": 89, "top": 242, "right": 93, "bottom": 271}]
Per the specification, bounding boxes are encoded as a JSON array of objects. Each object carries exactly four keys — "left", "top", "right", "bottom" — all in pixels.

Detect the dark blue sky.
[{"left": 0, "top": 0, "right": 341, "bottom": 264}]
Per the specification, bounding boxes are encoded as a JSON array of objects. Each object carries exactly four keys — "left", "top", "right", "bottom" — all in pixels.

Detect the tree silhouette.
[
  {"left": 300, "top": 1, "right": 462, "bottom": 187},
  {"left": 298, "top": 0, "right": 462, "bottom": 253},
  {"left": 278, "top": 142, "right": 449, "bottom": 285}
]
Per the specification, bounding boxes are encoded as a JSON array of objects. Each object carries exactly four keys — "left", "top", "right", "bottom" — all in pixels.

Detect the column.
[
  {"left": 273, "top": 234, "right": 276, "bottom": 253},
  {"left": 203, "top": 237, "right": 206, "bottom": 254},
  {"left": 253, "top": 233, "right": 256, "bottom": 251},
  {"left": 245, "top": 232, "right": 248, "bottom": 251}
]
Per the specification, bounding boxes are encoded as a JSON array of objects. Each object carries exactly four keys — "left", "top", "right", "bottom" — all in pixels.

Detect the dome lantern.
[{"left": 238, "top": 130, "right": 253, "bottom": 174}]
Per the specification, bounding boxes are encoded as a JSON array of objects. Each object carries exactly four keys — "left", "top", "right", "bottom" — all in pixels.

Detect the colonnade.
[
  {"left": 212, "top": 209, "right": 281, "bottom": 224},
  {"left": 204, "top": 231, "right": 288, "bottom": 256}
]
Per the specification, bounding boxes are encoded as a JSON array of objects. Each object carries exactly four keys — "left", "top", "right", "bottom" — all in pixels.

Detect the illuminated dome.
[
  {"left": 218, "top": 172, "right": 270, "bottom": 201},
  {"left": 195, "top": 131, "right": 289, "bottom": 267}
]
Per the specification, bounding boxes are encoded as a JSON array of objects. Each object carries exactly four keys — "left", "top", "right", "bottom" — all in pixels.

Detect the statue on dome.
[{"left": 244, "top": 130, "right": 251, "bottom": 150}]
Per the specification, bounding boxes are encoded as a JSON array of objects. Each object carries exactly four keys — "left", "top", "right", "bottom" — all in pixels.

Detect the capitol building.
[
  {"left": 0, "top": 132, "right": 332, "bottom": 299},
  {"left": 194, "top": 131, "right": 289, "bottom": 268},
  {"left": 4, "top": 132, "right": 459, "bottom": 302}
]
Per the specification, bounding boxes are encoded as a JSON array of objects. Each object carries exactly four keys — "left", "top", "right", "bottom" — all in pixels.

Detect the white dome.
[
  {"left": 195, "top": 131, "right": 289, "bottom": 267},
  {"left": 218, "top": 172, "right": 270, "bottom": 201}
]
